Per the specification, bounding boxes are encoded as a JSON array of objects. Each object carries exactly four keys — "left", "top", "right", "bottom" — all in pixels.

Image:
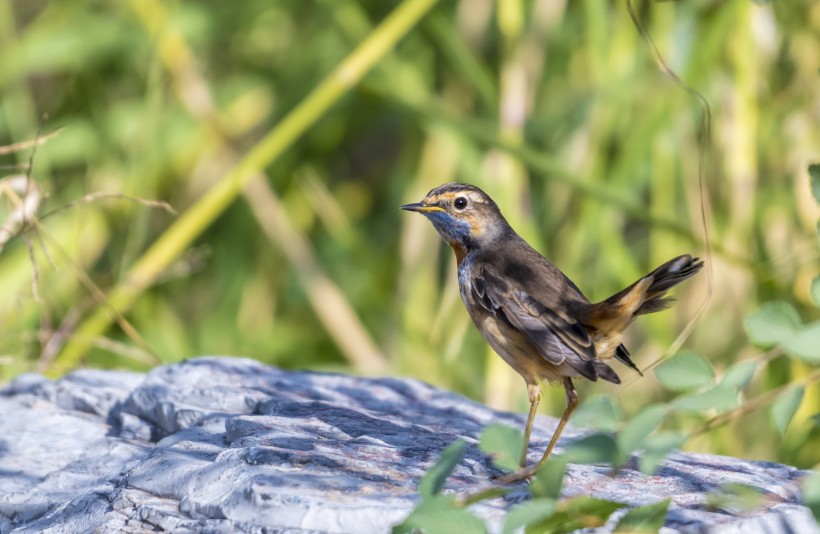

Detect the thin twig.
[
  {"left": 0, "top": 127, "right": 62, "bottom": 155},
  {"left": 691, "top": 368, "right": 820, "bottom": 436},
  {"left": 620, "top": 0, "right": 714, "bottom": 382},
  {"left": 39, "top": 192, "right": 177, "bottom": 220},
  {"left": 454, "top": 484, "right": 514, "bottom": 507}
]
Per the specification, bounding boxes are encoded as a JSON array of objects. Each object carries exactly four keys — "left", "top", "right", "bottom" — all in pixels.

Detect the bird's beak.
[{"left": 400, "top": 202, "right": 445, "bottom": 213}]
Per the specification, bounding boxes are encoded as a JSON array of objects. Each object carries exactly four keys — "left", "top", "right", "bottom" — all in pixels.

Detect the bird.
[{"left": 401, "top": 182, "right": 703, "bottom": 479}]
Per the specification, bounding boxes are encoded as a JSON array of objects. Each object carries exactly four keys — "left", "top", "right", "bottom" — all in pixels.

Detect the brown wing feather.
[{"left": 472, "top": 266, "right": 602, "bottom": 381}]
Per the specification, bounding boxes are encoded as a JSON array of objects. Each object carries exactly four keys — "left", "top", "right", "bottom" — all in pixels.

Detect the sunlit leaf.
[
  {"left": 565, "top": 433, "right": 618, "bottom": 465},
  {"left": 673, "top": 385, "right": 738, "bottom": 412},
  {"left": 810, "top": 163, "right": 820, "bottom": 204},
  {"left": 743, "top": 301, "right": 802, "bottom": 347},
  {"left": 479, "top": 424, "right": 524, "bottom": 472},
  {"left": 393, "top": 497, "right": 487, "bottom": 534},
  {"left": 654, "top": 351, "right": 715, "bottom": 391},
  {"left": 530, "top": 457, "right": 568, "bottom": 500},
  {"left": 771, "top": 386, "right": 804, "bottom": 434},
  {"left": 706, "top": 483, "right": 764, "bottom": 513},
  {"left": 572, "top": 395, "right": 623, "bottom": 431},
  {"left": 419, "top": 440, "right": 465, "bottom": 499},
  {"left": 811, "top": 276, "right": 820, "bottom": 308},
  {"left": 527, "top": 497, "right": 626, "bottom": 534},
  {"left": 614, "top": 498, "right": 671, "bottom": 533},
  {"left": 782, "top": 322, "right": 820, "bottom": 363},
  {"left": 618, "top": 404, "right": 669, "bottom": 459},
  {"left": 638, "top": 432, "right": 686, "bottom": 474},
  {"left": 803, "top": 472, "right": 820, "bottom": 523},
  {"left": 502, "top": 498, "right": 556, "bottom": 534},
  {"left": 719, "top": 360, "right": 758, "bottom": 391}
]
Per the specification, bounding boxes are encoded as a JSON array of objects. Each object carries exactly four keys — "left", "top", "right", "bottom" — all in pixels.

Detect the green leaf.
[
  {"left": 654, "top": 351, "right": 715, "bottom": 391},
  {"left": 638, "top": 432, "right": 686, "bottom": 474},
  {"left": 673, "top": 385, "right": 738, "bottom": 412},
  {"left": 720, "top": 360, "right": 758, "bottom": 391},
  {"left": 502, "top": 498, "right": 556, "bottom": 534},
  {"left": 743, "top": 301, "right": 802, "bottom": 348},
  {"left": 572, "top": 395, "right": 623, "bottom": 431},
  {"left": 802, "top": 471, "right": 820, "bottom": 523},
  {"left": 706, "top": 483, "right": 764, "bottom": 513},
  {"left": 479, "top": 424, "right": 524, "bottom": 472},
  {"left": 530, "top": 457, "right": 568, "bottom": 500},
  {"left": 419, "top": 440, "right": 466, "bottom": 499},
  {"left": 811, "top": 276, "right": 820, "bottom": 308},
  {"left": 771, "top": 386, "right": 804, "bottom": 434},
  {"left": 614, "top": 498, "right": 671, "bottom": 533},
  {"left": 527, "top": 497, "right": 626, "bottom": 534},
  {"left": 617, "top": 404, "right": 669, "bottom": 459},
  {"left": 810, "top": 163, "right": 820, "bottom": 204},
  {"left": 782, "top": 322, "right": 820, "bottom": 363},
  {"left": 393, "top": 497, "right": 487, "bottom": 534},
  {"left": 565, "top": 433, "right": 618, "bottom": 465}
]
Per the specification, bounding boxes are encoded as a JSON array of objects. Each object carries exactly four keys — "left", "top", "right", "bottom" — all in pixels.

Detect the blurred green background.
[{"left": 0, "top": 0, "right": 818, "bottom": 468}]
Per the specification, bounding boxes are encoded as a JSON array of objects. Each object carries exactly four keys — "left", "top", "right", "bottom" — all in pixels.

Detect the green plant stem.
[
  {"left": 692, "top": 368, "right": 820, "bottom": 436},
  {"left": 47, "top": 0, "right": 440, "bottom": 377},
  {"left": 454, "top": 484, "right": 512, "bottom": 507}
]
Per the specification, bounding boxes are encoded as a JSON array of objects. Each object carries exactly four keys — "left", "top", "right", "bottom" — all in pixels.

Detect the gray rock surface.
[{"left": 0, "top": 356, "right": 816, "bottom": 533}]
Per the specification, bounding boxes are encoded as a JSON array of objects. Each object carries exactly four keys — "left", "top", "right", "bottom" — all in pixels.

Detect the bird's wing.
[{"left": 471, "top": 265, "right": 597, "bottom": 369}]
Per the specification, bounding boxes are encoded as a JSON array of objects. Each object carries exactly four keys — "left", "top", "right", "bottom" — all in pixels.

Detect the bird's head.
[{"left": 401, "top": 182, "right": 510, "bottom": 260}]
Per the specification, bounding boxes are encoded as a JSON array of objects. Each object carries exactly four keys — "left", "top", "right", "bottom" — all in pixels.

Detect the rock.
[{"left": 0, "top": 356, "right": 816, "bottom": 533}]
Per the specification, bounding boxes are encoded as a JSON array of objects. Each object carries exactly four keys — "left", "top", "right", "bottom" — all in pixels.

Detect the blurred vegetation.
[{"left": 0, "top": 0, "right": 818, "bottom": 469}]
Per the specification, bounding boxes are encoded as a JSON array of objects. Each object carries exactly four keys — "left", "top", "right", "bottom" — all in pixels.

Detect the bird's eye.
[{"left": 453, "top": 197, "right": 468, "bottom": 210}]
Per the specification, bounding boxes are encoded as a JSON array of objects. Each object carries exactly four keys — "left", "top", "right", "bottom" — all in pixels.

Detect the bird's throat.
[{"left": 448, "top": 240, "right": 469, "bottom": 265}]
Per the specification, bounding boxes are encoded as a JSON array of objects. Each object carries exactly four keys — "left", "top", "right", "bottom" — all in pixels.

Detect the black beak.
[{"left": 400, "top": 202, "right": 424, "bottom": 212}]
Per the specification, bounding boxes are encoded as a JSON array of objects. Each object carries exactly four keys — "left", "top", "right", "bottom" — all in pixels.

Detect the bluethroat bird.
[{"left": 402, "top": 182, "right": 703, "bottom": 478}]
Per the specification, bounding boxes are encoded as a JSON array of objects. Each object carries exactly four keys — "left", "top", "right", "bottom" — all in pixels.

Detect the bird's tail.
[
  {"left": 586, "top": 254, "right": 703, "bottom": 376},
  {"left": 588, "top": 254, "right": 704, "bottom": 335}
]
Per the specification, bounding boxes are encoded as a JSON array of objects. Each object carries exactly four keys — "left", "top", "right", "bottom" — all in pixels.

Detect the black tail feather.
[
  {"left": 594, "top": 360, "right": 621, "bottom": 384},
  {"left": 645, "top": 255, "right": 704, "bottom": 294},
  {"left": 615, "top": 344, "right": 643, "bottom": 376},
  {"left": 636, "top": 255, "right": 703, "bottom": 315}
]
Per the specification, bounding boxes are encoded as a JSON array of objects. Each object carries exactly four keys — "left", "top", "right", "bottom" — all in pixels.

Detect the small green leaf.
[
  {"left": 673, "top": 385, "right": 738, "bottom": 412},
  {"left": 771, "top": 386, "right": 804, "bottom": 434},
  {"left": 565, "top": 433, "right": 618, "bottom": 465},
  {"left": 706, "top": 483, "right": 764, "bottom": 513},
  {"left": 618, "top": 404, "right": 669, "bottom": 459},
  {"left": 614, "top": 498, "right": 671, "bottom": 533},
  {"left": 530, "top": 456, "right": 568, "bottom": 500},
  {"left": 720, "top": 360, "right": 758, "bottom": 391},
  {"left": 810, "top": 163, "right": 820, "bottom": 204},
  {"left": 654, "top": 351, "right": 715, "bottom": 391},
  {"left": 782, "top": 322, "right": 820, "bottom": 363},
  {"left": 811, "top": 276, "right": 820, "bottom": 308},
  {"left": 527, "top": 497, "right": 626, "bottom": 534},
  {"left": 802, "top": 471, "right": 820, "bottom": 523},
  {"left": 393, "top": 497, "right": 487, "bottom": 534},
  {"left": 502, "top": 498, "right": 556, "bottom": 534},
  {"left": 419, "top": 440, "right": 466, "bottom": 499},
  {"left": 743, "top": 301, "right": 802, "bottom": 347},
  {"left": 479, "top": 424, "right": 524, "bottom": 472},
  {"left": 572, "top": 395, "right": 623, "bottom": 431},
  {"left": 638, "top": 432, "right": 686, "bottom": 474}
]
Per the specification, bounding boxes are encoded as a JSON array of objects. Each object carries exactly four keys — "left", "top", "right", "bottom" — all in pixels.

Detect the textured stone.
[{"left": 0, "top": 356, "right": 816, "bottom": 533}]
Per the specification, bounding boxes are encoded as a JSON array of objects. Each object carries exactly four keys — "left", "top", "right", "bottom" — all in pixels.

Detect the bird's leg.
[
  {"left": 537, "top": 378, "right": 578, "bottom": 467},
  {"left": 497, "top": 381, "right": 575, "bottom": 485},
  {"left": 519, "top": 383, "right": 541, "bottom": 468}
]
